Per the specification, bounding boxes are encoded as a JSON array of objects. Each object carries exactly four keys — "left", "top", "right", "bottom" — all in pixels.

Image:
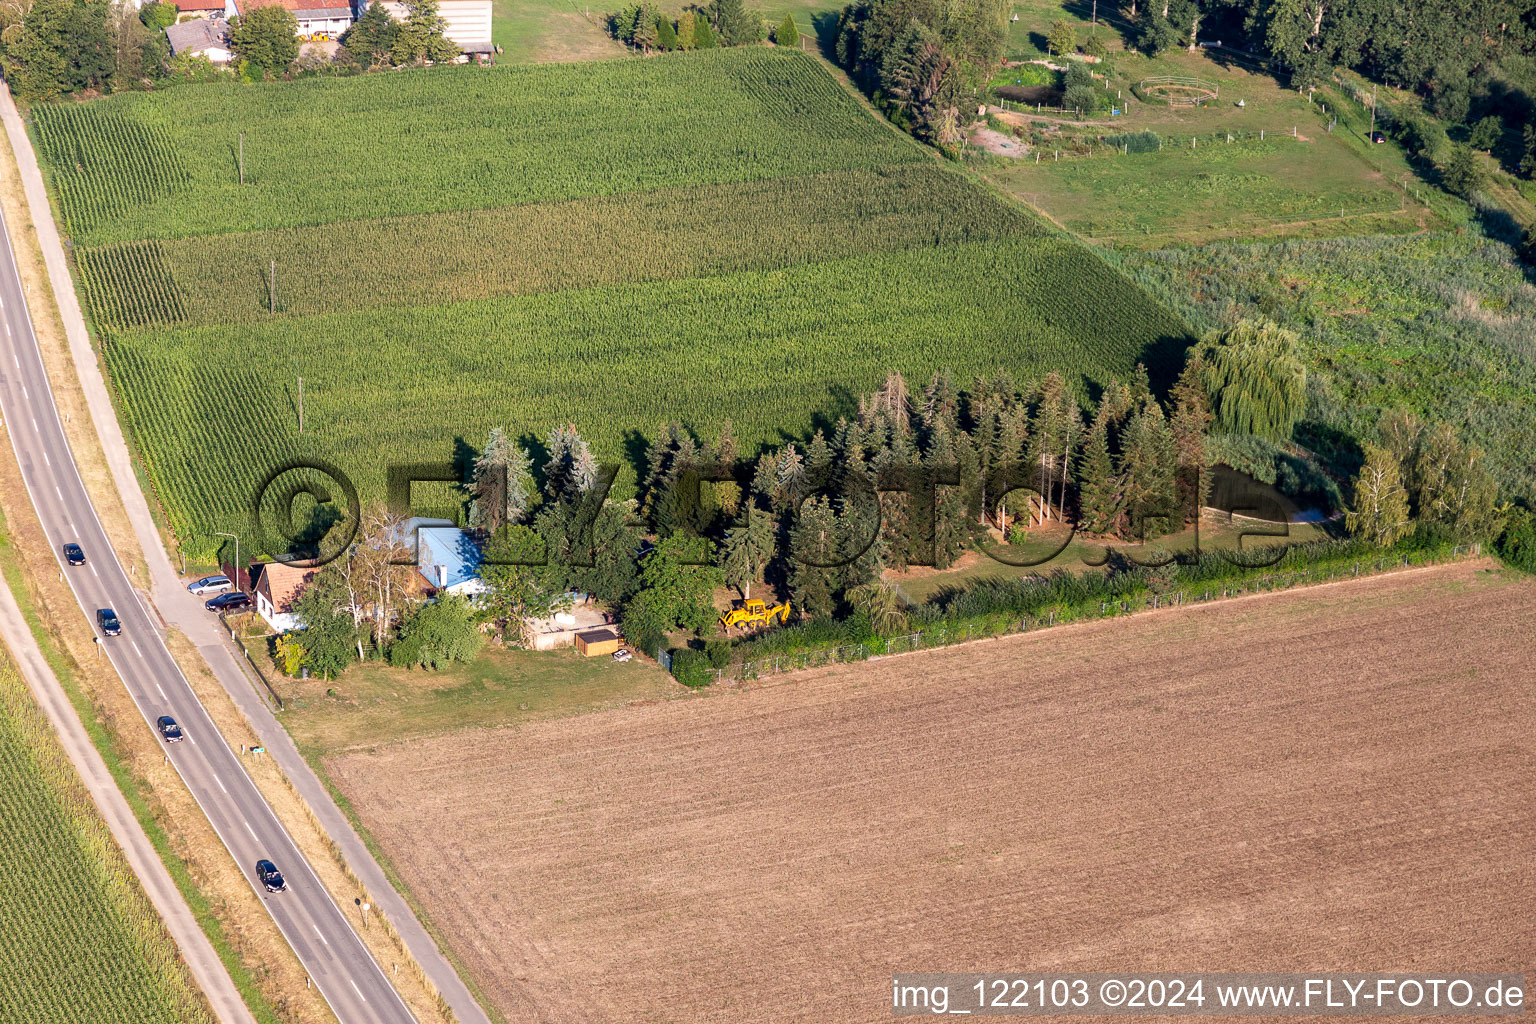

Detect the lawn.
[
  {"left": 32, "top": 48, "right": 1192, "bottom": 564},
  {"left": 272, "top": 641, "right": 683, "bottom": 754},
  {"left": 0, "top": 657, "right": 215, "bottom": 1023}
]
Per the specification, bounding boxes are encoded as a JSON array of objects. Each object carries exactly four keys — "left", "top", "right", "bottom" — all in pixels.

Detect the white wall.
[{"left": 378, "top": 0, "right": 491, "bottom": 47}]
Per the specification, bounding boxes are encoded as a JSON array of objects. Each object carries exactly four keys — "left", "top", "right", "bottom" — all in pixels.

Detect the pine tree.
[
  {"left": 469, "top": 427, "right": 534, "bottom": 534},
  {"left": 674, "top": 8, "right": 696, "bottom": 48},
  {"left": 921, "top": 370, "right": 959, "bottom": 433},
  {"left": 1346, "top": 445, "right": 1412, "bottom": 546},
  {"left": 775, "top": 444, "right": 807, "bottom": 510},
  {"left": 787, "top": 497, "right": 839, "bottom": 618},
  {"left": 721, "top": 502, "right": 776, "bottom": 599},
  {"left": 1118, "top": 403, "right": 1179, "bottom": 540},
  {"left": 1076, "top": 405, "right": 1121, "bottom": 534},
  {"left": 631, "top": 3, "right": 659, "bottom": 50},
  {"left": 708, "top": 0, "right": 758, "bottom": 45},
  {"left": 775, "top": 12, "right": 799, "bottom": 47},
  {"left": 1169, "top": 361, "right": 1211, "bottom": 521},
  {"left": 750, "top": 454, "right": 776, "bottom": 505},
  {"left": 805, "top": 429, "right": 832, "bottom": 474},
  {"left": 656, "top": 11, "right": 678, "bottom": 48},
  {"left": 544, "top": 424, "right": 597, "bottom": 500},
  {"left": 693, "top": 10, "right": 716, "bottom": 46}
]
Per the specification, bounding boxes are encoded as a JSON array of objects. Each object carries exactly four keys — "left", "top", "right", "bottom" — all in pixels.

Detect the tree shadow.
[
  {"left": 1138, "top": 331, "right": 1195, "bottom": 397},
  {"left": 811, "top": 10, "right": 839, "bottom": 58}
]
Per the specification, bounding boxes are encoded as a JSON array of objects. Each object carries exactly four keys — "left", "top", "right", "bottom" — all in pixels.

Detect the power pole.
[
  {"left": 1368, "top": 82, "right": 1377, "bottom": 137},
  {"left": 238, "top": 132, "right": 244, "bottom": 185},
  {"left": 1091, "top": 0, "right": 1096, "bottom": 27}
]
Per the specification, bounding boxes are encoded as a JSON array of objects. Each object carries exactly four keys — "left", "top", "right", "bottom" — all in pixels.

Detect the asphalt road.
[{"left": 0, "top": 187, "right": 415, "bottom": 1022}]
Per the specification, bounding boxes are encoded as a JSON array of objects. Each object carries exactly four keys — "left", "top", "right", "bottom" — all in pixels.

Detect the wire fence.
[
  {"left": 993, "top": 125, "right": 1303, "bottom": 165},
  {"left": 713, "top": 544, "right": 1482, "bottom": 686}
]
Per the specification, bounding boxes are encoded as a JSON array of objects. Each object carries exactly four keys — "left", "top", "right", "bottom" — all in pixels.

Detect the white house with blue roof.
[{"left": 416, "top": 526, "right": 491, "bottom": 599}]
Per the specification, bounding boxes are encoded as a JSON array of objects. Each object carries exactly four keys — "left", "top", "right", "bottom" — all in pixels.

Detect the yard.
[
  {"left": 323, "top": 559, "right": 1536, "bottom": 1022},
  {"left": 272, "top": 640, "right": 682, "bottom": 755},
  {"left": 977, "top": 1, "right": 1443, "bottom": 245}
]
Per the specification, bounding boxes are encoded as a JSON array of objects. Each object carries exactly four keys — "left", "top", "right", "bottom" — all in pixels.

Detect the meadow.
[
  {"left": 35, "top": 48, "right": 1190, "bottom": 561},
  {"left": 1122, "top": 232, "right": 1536, "bottom": 500},
  {"left": 0, "top": 659, "right": 214, "bottom": 1022}
]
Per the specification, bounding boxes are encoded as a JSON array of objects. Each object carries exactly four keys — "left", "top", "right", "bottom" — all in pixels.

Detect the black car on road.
[
  {"left": 205, "top": 592, "right": 251, "bottom": 612},
  {"left": 97, "top": 608, "right": 121, "bottom": 636},
  {"left": 156, "top": 716, "right": 184, "bottom": 743},
  {"left": 63, "top": 543, "right": 85, "bottom": 566},
  {"left": 256, "top": 859, "right": 287, "bottom": 893}
]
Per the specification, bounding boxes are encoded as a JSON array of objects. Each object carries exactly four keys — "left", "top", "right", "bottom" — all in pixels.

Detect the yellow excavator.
[{"left": 720, "top": 598, "right": 791, "bottom": 632}]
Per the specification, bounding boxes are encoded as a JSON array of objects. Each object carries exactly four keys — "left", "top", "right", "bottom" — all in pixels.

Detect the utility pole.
[
  {"left": 297, "top": 376, "right": 304, "bottom": 434},
  {"left": 1091, "top": 0, "right": 1096, "bottom": 27},
  {"left": 238, "top": 132, "right": 244, "bottom": 185},
  {"left": 1368, "top": 82, "right": 1377, "bottom": 137}
]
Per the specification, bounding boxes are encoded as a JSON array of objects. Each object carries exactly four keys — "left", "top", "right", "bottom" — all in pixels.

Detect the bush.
[
  {"left": 703, "top": 636, "right": 731, "bottom": 668},
  {"left": 670, "top": 647, "right": 715, "bottom": 687},
  {"left": 1062, "top": 84, "right": 1097, "bottom": 115},
  {"left": 621, "top": 590, "right": 669, "bottom": 660},
  {"left": 390, "top": 596, "right": 483, "bottom": 669},
  {"left": 1495, "top": 506, "right": 1536, "bottom": 571},
  {"left": 1468, "top": 114, "right": 1502, "bottom": 152},
  {"left": 1083, "top": 32, "right": 1106, "bottom": 59},
  {"left": 1064, "top": 62, "right": 1093, "bottom": 89}
]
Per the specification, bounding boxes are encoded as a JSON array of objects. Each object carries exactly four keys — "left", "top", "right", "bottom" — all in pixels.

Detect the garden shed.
[{"left": 574, "top": 628, "right": 621, "bottom": 658}]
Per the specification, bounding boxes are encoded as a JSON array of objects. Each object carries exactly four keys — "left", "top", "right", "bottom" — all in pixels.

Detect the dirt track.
[{"left": 329, "top": 562, "right": 1536, "bottom": 1023}]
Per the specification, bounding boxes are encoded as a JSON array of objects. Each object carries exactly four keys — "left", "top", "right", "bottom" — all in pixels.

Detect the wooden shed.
[{"left": 574, "top": 628, "right": 621, "bottom": 658}]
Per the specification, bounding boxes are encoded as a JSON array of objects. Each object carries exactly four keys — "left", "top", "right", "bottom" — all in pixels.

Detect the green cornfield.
[
  {"left": 0, "top": 660, "right": 214, "bottom": 1022},
  {"left": 33, "top": 48, "right": 920, "bottom": 246},
  {"left": 33, "top": 48, "right": 1191, "bottom": 562}
]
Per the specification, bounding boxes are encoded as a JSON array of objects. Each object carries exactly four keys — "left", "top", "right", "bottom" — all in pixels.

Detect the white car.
[
  {"left": 613, "top": 648, "right": 633, "bottom": 663},
  {"left": 187, "top": 575, "right": 232, "bottom": 595}
]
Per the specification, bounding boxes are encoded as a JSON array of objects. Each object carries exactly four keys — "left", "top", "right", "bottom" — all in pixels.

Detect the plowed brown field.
[{"left": 328, "top": 561, "right": 1536, "bottom": 1023}]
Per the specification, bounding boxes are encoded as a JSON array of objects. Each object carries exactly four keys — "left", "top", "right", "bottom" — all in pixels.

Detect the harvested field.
[{"left": 328, "top": 561, "right": 1536, "bottom": 1023}]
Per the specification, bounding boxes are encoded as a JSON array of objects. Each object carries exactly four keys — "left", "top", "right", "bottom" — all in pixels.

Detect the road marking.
[
  {"left": 155, "top": 682, "right": 167, "bottom": 699},
  {"left": 41, "top": 450, "right": 48, "bottom": 466},
  {"left": 213, "top": 773, "right": 227, "bottom": 794},
  {"left": 313, "top": 924, "right": 329, "bottom": 947},
  {"left": 350, "top": 979, "right": 365, "bottom": 1001},
  {"left": 54, "top": 485, "right": 62, "bottom": 501},
  {"left": 31, "top": 417, "right": 37, "bottom": 433},
  {"left": 130, "top": 640, "right": 142, "bottom": 657},
  {"left": 19, "top": 384, "right": 25, "bottom": 399},
  {"left": 89, "top": 562, "right": 98, "bottom": 577},
  {"left": 244, "top": 820, "right": 259, "bottom": 842}
]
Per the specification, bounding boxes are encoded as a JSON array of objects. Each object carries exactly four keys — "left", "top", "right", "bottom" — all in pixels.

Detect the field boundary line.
[{"left": 730, "top": 554, "right": 1491, "bottom": 685}]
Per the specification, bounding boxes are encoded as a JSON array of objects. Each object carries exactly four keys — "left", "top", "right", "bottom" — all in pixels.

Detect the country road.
[{"left": 0, "top": 157, "right": 416, "bottom": 1024}]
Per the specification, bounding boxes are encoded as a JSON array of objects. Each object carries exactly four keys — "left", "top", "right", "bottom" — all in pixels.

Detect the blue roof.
[{"left": 418, "top": 528, "right": 483, "bottom": 591}]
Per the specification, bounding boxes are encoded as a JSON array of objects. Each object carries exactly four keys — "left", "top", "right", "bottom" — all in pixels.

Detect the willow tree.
[{"left": 1196, "top": 319, "right": 1307, "bottom": 442}]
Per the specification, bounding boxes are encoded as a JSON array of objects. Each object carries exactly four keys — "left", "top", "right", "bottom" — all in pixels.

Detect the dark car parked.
[
  {"left": 63, "top": 543, "right": 85, "bottom": 566},
  {"left": 97, "top": 608, "right": 121, "bottom": 636},
  {"left": 256, "top": 859, "right": 287, "bottom": 893},
  {"left": 205, "top": 592, "right": 251, "bottom": 612},
  {"left": 156, "top": 715, "right": 184, "bottom": 743}
]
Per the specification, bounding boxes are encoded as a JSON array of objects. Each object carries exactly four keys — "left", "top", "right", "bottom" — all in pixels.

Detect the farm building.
[
  {"left": 232, "top": 0, "right": 354, "bottom": 37},
  {"left": 164, "top": 18, "right": 234, "bottom": 62},
  {"left": 254, "top": 562, "right": 316, "bottom": 633},
  {"left": 415, "top": 526, "right": 490, "bottom": 599},
  {"left": 365, "top": 0, "right": 493, "bottom": 55},
  {"left": 172, "top": 0, "right": 227, "bottom": 18}
]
